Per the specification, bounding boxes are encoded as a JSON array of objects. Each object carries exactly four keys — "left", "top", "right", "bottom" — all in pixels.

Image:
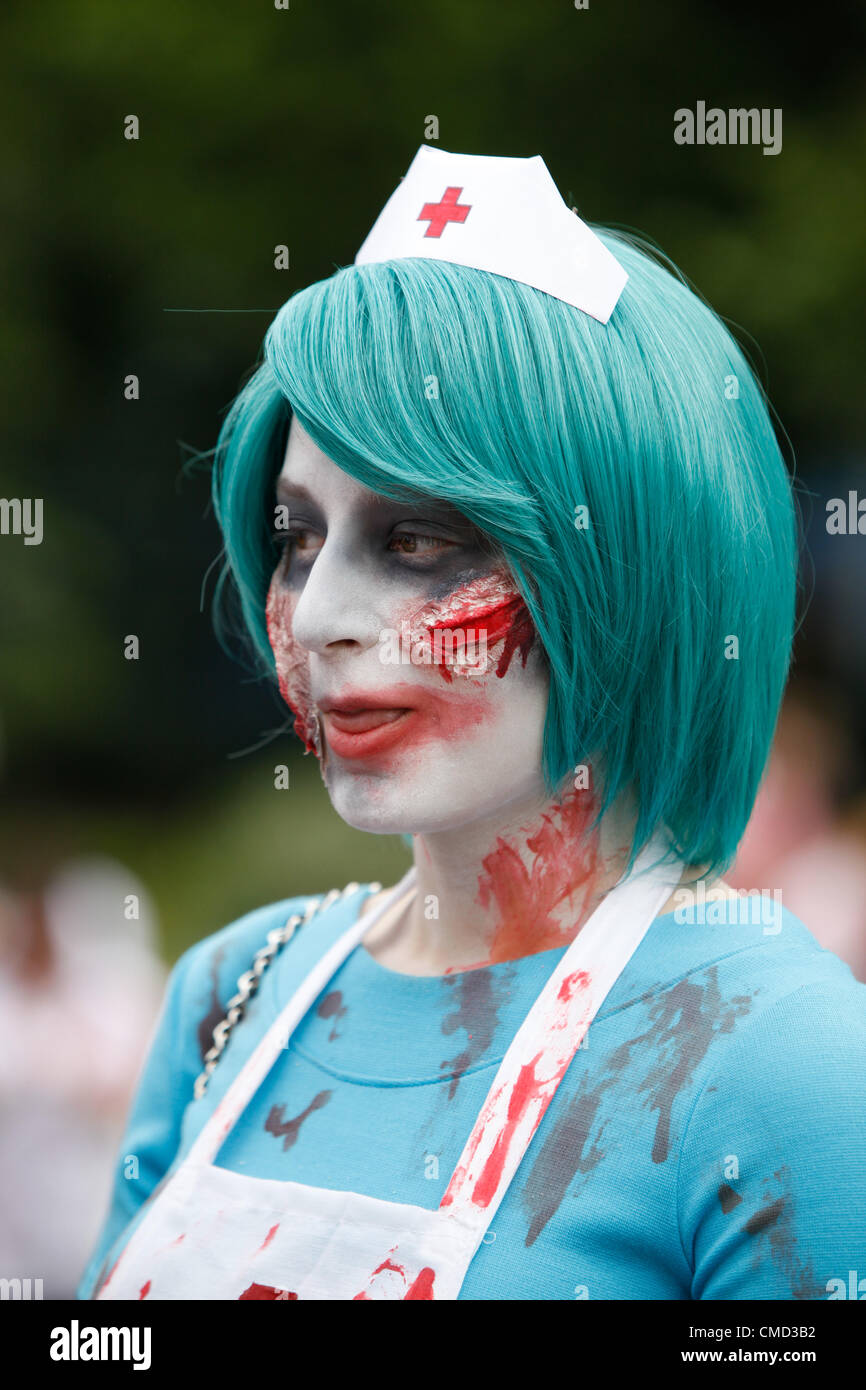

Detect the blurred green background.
[{"left": 1, "top": 0, "right": 865, "bottom": 962}]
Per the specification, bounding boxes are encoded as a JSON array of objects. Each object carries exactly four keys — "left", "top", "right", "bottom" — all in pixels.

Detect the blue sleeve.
[
  {"left": 677, "top": 979, "right": 866, "bottom": 1300},
  {"left": 75, "top": 938, "right": 207, "bottom": 1300}
]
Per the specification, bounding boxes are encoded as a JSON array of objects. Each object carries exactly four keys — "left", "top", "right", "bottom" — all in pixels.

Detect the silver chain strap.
[{"left": 192, "top": 879, "right": 380, "bottom": 1101}]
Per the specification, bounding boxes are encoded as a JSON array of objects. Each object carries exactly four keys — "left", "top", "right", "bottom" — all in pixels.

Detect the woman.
[{"left": 78, "top": 148, "right": 866, "bottom": 1301}]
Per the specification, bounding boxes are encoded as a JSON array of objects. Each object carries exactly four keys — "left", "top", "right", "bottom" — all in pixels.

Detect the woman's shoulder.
[
  {"left": 624, "top": 898, "right": 866, "bottom": 1097},
  {"left": 162, "top": 884, "right": 373, "bottom": 1055},
  {"left": 674, "top": 905, "right": 866, "bottom": 1143},
  {"left": 171, "top": 893, "right": 303, "bottom": 987},
  {"left": 644, "top": 895, "right": 866, "bottom": 1007}
]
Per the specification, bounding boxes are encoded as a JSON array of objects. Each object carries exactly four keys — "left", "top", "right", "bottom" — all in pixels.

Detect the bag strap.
[{"left": 192, "top": 880, "right": 379, "bottom": 1101}]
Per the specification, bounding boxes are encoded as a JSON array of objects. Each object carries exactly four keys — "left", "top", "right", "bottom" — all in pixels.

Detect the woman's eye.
[
  {"left": 273, "top": 527, "right": 323, "bottom": 558},
  {"left": 388, "top": 532, "right": 456, "bottom": 557},
  {"left": 271, "top": 526, "right": 458, "bottom": 566},
  {"left": 293, "top": 529, "right": 322, "bottom": 553}
]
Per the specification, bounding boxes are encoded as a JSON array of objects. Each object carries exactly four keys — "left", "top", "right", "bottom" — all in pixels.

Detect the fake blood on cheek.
[
  {"left": 406, "top": 570, "right": 536, "bottom": 684},
  {"left": 265, "top": 575, "right": 317, "bottom": 754}
]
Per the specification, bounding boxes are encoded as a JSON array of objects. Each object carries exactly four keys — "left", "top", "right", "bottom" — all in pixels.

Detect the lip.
[
  {"left": 318, "top": 691, "right": 419, "bottom": 715},
  {"left": 314, "top": 682, "right": 489, "bottom": 763},
  {"left": 319, "top": 707, "right": 416, "bottom": 759},
  {"left": 316, "top": 689, "right": 420, "bottom": 759},
  {"left": 323, "top": 706, "right": 410, "bottom": 734}
]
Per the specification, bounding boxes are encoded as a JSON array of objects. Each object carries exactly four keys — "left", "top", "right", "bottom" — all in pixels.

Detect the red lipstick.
[
  {"left": 320, "top": 701, "right": 415, "bottom": 758},
  {"left": 315, "top": 684, "right": 489, "bottom": 763}
]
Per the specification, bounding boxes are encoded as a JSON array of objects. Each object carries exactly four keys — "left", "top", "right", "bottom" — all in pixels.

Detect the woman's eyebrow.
[
  {"left": 275, "top": 477, "right": 468, "bottom": 525},
  {"left": 273, "top": 477, "right": 487, "bottom": 547},
  {"left": 275, "top": 479, "right": 317, "bottom": 505}
]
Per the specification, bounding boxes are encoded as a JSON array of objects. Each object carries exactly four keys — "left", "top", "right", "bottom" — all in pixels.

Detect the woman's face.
[{"left": 265, "top": 418, "right": 550, "bottom": 835}]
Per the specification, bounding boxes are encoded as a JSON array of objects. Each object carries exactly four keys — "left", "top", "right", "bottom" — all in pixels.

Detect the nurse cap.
[{"left": 354, "top": 145, "right": 628, "bottom": 325}]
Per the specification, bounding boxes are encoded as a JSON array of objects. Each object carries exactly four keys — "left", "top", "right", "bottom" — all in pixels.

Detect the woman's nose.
[{"left": 288, "top": 537, "right": 387, "bottom": 655}]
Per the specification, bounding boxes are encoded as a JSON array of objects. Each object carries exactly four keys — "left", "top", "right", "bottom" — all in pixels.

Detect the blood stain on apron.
[
  {"left": 239, "top": 1283, "right": 298, "bottom": 1300},
  {"left": 442, "top": 969, "right": 591, "bottom": 1213},
  {"left": 442, "top": 1051, "right": 547, "bottom": 1211},
  {"left": 404, "top": 1267, "right": 436, "bottom": 1299},
  {"left": 257, "top": 1223, "right": 280, "bottom": 1251},
  {"left": 352, "top": 1252, "right": 437, "bottom": 1300}
]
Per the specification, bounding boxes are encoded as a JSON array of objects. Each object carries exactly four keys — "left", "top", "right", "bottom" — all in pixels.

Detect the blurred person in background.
[
  {"left": 731, "top": 679, "right": 866, "bottom": 982},
  {"left": 0, "top": 859, "right": 165, "bottom": 1298}
]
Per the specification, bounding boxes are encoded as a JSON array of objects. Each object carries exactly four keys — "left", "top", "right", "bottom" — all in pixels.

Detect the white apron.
[{"left": 96, "top": 836, "right": 682, "bottom": 1300}]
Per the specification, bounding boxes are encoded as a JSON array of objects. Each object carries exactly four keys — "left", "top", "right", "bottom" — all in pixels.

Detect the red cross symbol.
[{"left": 417, "top": 187, "right": 472, "bottom": 238}]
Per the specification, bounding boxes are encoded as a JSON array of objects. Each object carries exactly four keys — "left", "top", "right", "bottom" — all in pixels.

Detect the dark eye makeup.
[
  {"left": 269, "top": 479, "right": 505, "bottom": 579},
  {"left": 270, "top": 523, "right": 463, "bottom": 569}
]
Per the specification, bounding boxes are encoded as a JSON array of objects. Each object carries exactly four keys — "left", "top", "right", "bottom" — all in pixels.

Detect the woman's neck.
[{"left": 362, "top": 782, "right": 640, "bottom": 976}]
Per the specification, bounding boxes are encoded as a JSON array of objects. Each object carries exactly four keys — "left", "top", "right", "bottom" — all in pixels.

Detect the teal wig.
[{"left": 212, "top": 233, "right": 799, "bottom": 878}]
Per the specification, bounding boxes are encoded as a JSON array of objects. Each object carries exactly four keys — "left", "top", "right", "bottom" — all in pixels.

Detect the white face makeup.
[{"left": 266, "top": 418, "right": 550, "bottom": 836}]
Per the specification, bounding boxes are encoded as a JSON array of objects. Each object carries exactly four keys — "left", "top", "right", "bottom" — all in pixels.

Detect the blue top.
[{"left": 77, "top": 885, "right": 866, "bottom": 1301}]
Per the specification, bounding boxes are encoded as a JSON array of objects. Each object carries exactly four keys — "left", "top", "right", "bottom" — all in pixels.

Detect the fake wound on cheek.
[
  {"left": 396, "top": 570, "right": 535, "bottom": 683},
  {"left": 264, "top": 566, "right": 534, "bottom": 760},
  {"left": 265, "top": 577, "right": 317, "bottom": 754}
]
